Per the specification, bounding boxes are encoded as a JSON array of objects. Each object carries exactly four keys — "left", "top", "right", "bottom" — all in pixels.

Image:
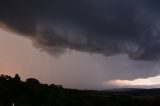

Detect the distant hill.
[{"left": 0, "top": 74, "right": 160, "bottom": 106}]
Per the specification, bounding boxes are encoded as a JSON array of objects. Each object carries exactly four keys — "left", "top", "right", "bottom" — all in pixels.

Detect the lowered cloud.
[{"left": 0, "top": 0, "right": 160, "bottom": 60}]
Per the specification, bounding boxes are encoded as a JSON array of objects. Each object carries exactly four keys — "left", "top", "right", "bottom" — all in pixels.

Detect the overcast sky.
[{"left": 1, "top": 0, "right": 160, "bottom": 89}]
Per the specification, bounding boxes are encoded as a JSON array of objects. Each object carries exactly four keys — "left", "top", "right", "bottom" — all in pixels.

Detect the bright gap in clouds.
[{"left": 107, "top": 75, "right": 160, "bottom": 87}]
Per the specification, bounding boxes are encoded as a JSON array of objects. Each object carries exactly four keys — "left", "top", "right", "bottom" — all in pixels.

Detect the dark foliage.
[{"left": 0, "top": 74, "right": 160, "bottom": 106}]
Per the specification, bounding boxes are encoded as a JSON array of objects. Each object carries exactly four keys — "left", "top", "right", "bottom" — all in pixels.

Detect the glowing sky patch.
[{"left": 107, "top": 75, "right": 160, "bottom": 87}]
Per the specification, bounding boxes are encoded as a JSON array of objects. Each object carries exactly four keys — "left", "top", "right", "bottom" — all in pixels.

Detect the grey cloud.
[{"left": 0, "top": 0, "right": 160, "bottom": 60}]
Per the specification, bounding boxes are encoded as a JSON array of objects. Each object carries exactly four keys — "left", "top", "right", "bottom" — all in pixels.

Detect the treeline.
[{"left": 0, "top": 74, "right": 160, "bottom": 106}]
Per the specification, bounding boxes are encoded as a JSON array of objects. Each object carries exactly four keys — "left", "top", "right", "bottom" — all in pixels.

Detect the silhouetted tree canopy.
[
  {"left": 13, "top": 74, "right": 21, "bottom": 82},
  {"left": 26, "top": 78, "right": 40, "bottom": 85},
  {"left": 0, "top": 74, "right": 159, "bottom": 106}
]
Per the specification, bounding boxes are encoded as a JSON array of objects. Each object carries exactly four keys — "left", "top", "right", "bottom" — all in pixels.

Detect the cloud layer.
[{"left": 1, "top": 0, "right": 160, "bottom": 60}]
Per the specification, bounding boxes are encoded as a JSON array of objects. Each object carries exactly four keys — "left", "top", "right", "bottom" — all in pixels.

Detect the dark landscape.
[{"left": 0, "top": 74, "right": 160, "bottom": 106}]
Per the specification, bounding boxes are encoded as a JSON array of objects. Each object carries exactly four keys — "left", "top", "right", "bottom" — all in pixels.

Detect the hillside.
[{"left": 0, "top": 74, "right": 160, "bottom": 106}]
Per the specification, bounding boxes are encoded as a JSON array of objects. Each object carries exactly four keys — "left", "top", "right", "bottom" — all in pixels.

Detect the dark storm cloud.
[{"left": 0, "top": 0, "right": 160, "bottom": 60}]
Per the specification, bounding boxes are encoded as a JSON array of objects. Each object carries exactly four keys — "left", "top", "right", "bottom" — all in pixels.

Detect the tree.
[
  {"left": 13, "top": 74, "right": 21, "bottom": 82},
  {"left": 26, "top": 78, "right": 40, "bottom": 85}
]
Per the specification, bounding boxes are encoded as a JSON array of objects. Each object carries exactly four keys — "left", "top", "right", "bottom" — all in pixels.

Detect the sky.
[{"left": 1, "top": 0, "right": 160, "bottom": 89}]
